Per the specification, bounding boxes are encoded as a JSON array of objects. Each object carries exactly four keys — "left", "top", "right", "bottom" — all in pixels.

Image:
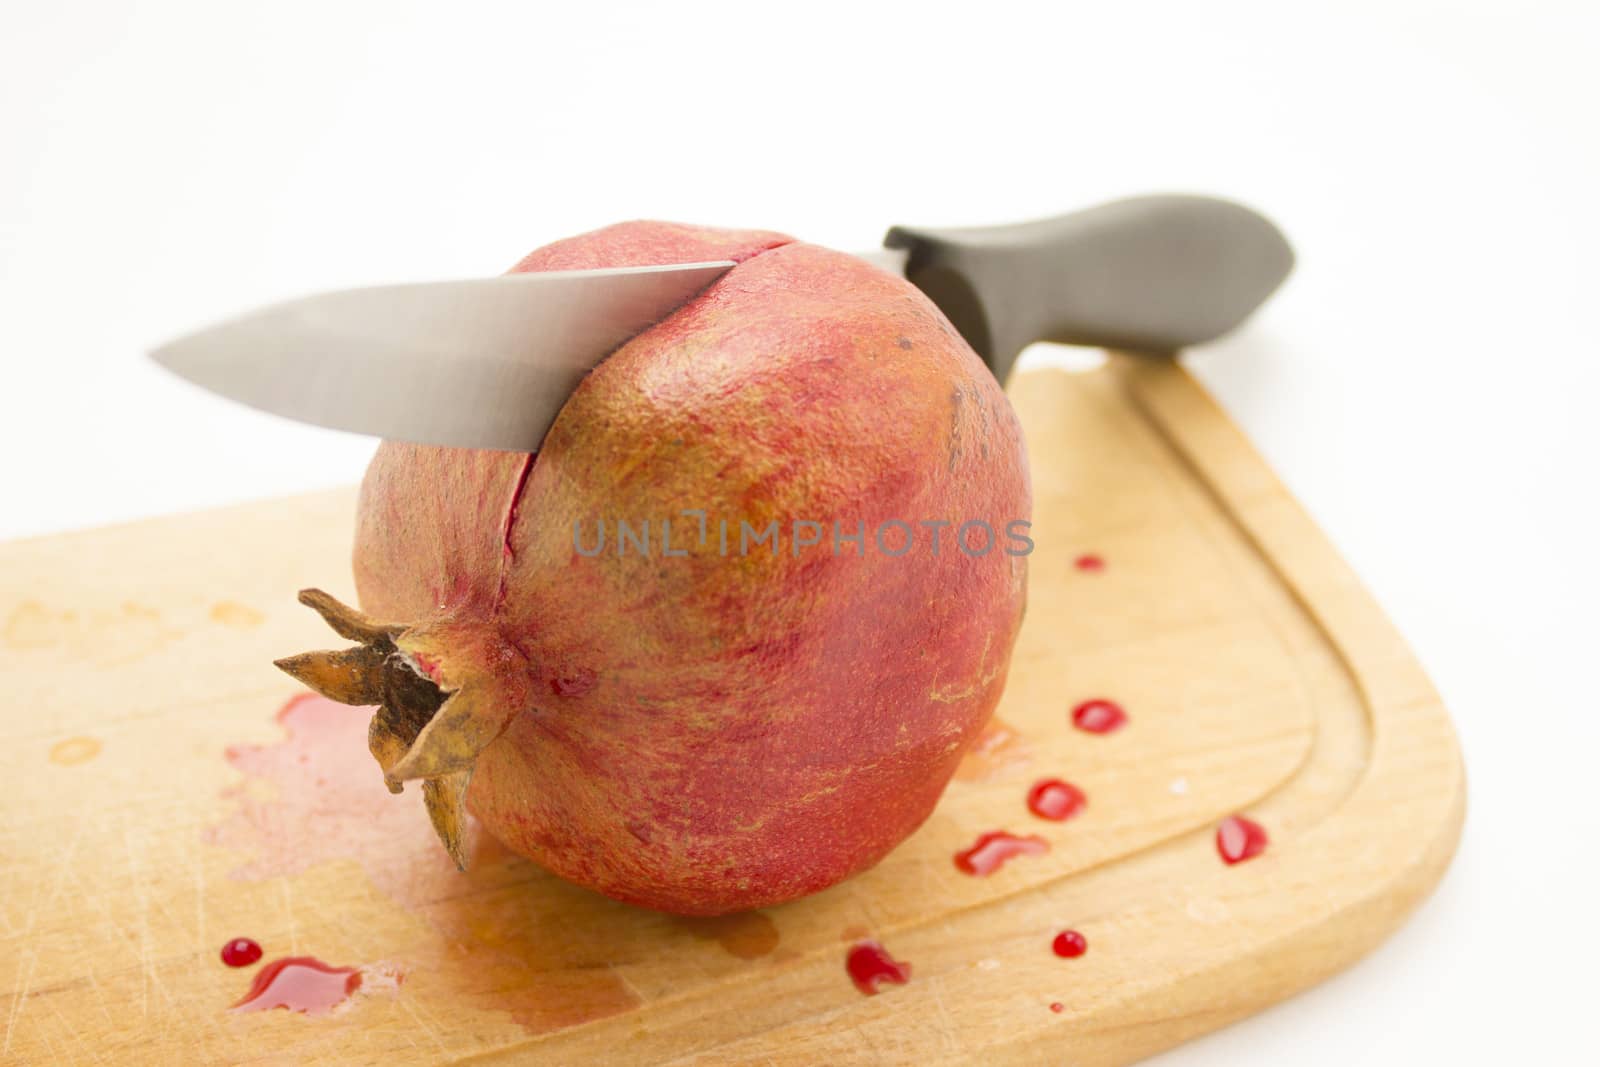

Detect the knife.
[{"left": 150, "top": 194, "right": 1292, "bottom": 453}]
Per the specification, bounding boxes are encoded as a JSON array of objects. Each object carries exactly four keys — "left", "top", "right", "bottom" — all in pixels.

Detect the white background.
[{"left": 3, "top": 1, "right": 1596, "bottom": 1061}]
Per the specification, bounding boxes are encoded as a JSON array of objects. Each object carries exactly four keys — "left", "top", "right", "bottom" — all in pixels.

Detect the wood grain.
[{"left": 0, "top": 358, "right": 1464, "bottom": 1064}]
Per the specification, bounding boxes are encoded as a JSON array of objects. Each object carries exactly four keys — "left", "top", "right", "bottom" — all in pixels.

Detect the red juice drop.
[
  {"left": 1027, "top": 779, "right": 1086, "bottom": 821},
  {"left": 1071, "top": 699, "right": 1127, "bottom": 735},
  {"left": 1052, "top": 930, "right": 1088, "bottom": 958},
  {"left": 220, "top": 938, "right": 262, "bottom": 968},
  {"left": 846, "top": 941, "right": 911, "bottom": 995},
  {"left": 231, "top": 956, "right": 362, "bottom": 1016},
  {"left": 1074, "top": 554, "right": 1105, "bottom": 572},
  {"left": 954, "top": 830, "right": 1049, "bottom": 875},
  {"left": 1049, "top": 1001, "right": 1065, "bottom": 1013},
  {"left": 1216, "top": 815, "right": 1269, "bottom": 865}
]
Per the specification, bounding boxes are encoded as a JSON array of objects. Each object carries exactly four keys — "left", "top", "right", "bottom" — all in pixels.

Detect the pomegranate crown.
[{"left": 275, "top": 588, "right": 524, "bottom": 869}]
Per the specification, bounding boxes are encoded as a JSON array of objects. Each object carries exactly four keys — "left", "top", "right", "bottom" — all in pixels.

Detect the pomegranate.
[{"left": 277, "top": 222, "right": 1030, "bottom": 915}]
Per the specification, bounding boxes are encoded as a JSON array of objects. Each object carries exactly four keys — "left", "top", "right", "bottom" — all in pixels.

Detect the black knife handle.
[{"left": 884, "top": 194, "right": 1294, "bottom": 382}]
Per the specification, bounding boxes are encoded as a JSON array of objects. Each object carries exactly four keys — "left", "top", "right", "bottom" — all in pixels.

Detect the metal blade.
[{"left": 149, "top": 261, "right": 736, "bottom": 451}]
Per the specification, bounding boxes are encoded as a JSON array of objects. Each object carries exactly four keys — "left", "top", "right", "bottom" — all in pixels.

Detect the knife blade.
[
  {"left": 151, "top": 261, "right": 737, "bottom": 452},
  {"left": 150, "top": 195, "right": 1292, "bottom": 452}
]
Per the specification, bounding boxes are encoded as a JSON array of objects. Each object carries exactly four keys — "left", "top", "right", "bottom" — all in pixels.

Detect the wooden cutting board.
[{"left": 0, "top": 357, "right": 1464, "bottom": 1065}]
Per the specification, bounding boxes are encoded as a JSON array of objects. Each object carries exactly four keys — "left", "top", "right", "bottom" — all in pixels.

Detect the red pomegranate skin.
[{"left": 349, "top": 222, "right": 1030, "bottom": 915}]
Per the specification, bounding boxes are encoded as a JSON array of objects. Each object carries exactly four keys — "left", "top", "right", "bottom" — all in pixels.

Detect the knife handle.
[{"left": 883, "top": 194, "right": 1293, "bottom": 382}]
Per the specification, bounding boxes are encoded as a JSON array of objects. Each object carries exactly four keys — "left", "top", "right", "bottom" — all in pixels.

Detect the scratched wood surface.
[{"left": 0, "top": 357, "right": 1464, "bottom": 1065}]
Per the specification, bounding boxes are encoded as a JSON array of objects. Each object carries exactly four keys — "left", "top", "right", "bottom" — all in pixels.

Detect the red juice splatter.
[
  {"left": 1216, "top": 815, "right": 1269, "bottom": 864},
  {"left": 846, "top": 941, "right": 911, "bottom": 995},
  {"left": 954, "top": 830, "right": 1049, "bottom": 875},
  {"left": 208, "top": 695, "right": 640, "bottom": 1036},
  {"left": 1074, "top": 554, "right": 1105, "bottom": 572},
  {"left": 207, "top": 694, "right": 504, "bottom": 903},
  {"left": 1049, "top": 1001, "right": 1065, "bottom": 1013},
  {"left": 1027, "top": 778, "right": 1086, "bottom": 821},
  {"left": 207, "top": 694, "right": 417, "bottom": 886},
  {"left": 1071, "top": 699, "right": 1127, "bottom": 735},
  {"left": 231, "top": 956, "right": 362, "bottom": 1016},
  {"left": 220, "top": 938, "right": 262, "bottom": 967},
  {"left": 1052, "top": 930, "right": 1088, "bottom": 958}
]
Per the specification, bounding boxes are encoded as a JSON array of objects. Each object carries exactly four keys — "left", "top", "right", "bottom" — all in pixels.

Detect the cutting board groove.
[{"left": 0, "top": 357, "right": 1464, "bottom": 1065}]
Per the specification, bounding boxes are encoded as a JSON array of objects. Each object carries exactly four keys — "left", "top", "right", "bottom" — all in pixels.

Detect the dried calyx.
[{"left": 273, "top": 588, "right": 523, "bottom": 869}]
